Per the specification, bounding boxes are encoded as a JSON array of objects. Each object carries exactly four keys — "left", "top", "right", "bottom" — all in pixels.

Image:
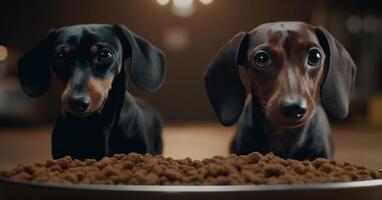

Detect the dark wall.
[{"left": 0, "top": 0, "right": 318, "bottom": 122}]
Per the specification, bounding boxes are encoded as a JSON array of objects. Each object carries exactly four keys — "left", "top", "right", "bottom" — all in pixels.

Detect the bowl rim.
[{"left": 1, "top": 177, "right": 382, "bottom": 192}]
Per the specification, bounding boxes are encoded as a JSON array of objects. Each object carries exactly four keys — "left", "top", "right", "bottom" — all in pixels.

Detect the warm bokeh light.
[
  {"left": 199, "top": 0, "right": 213, "bottom": 5},
  {"left": 163, "top": 26, "right": 191, "bottom": 50},
  {"left": 156, "top": 0, "right": 170, "bottom": 6},
  {"left": 0, "top": 45, "right": 8, "bottom": 61},
  {"left": 173, "top": 0, "right": 194, "bottom": 9},
  {"left": 155, "top": 0, "right": 213, "bottom": 17}
]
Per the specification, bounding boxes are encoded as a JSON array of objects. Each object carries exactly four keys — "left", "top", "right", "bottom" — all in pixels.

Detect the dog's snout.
[
  {"left": 68, "top": 95, "right": 90, "bottom": 113},
  {"left": 280, "top": 99, "right": 307, "bottom": 120}
]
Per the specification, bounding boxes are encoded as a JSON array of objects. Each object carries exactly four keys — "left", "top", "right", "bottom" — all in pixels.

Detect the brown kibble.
[
  {"left": 357, "top": 170, "right": 370, "bottom": 176},
  {"left": 34, "top": 163, "right": 45, "bottom": 168},
  {"left": 103, "top": 166, "right": 120, "bottom": 177},
  {"left": 191, "top": 160, "right": 203, "bottom": 169},
  {"left": 302, "top": 160, "right": 313, "bottom": 167},
  {"left": 205, "top": 163, "right": 228, "bottom": 177},
  {"left": 264, "top": 164, "right": 286, "bottom": 177},
  {"left": 355, "top": 165, "right": 367, "bottom": 170},
  {"left": 245, "top": 152, "right": 262, "bottom": 164},
  {"left": 293, "top": 163, "right": 306, "bottom": 175},
  {"left": 112, "top": 154, "right": 125, "bottom": 160},
  {"left": 312, "top": 158, "right": 329, "bottom": 168},
  {"left": 84, "top": 159, "right": 96, "bottom": 166},
  {"left": 1, "top": 152, "right": 381, "bottom": 185},
  {"left": 369, "top": 169, "right": 382, "bottom": 179},
  {"left": 212, "top": 176, "right": 232, "bottom": 185},
  {"left": 177, "top": 157, "right": 192, "bottom": 165},
  {"left": 318, "top": 163, "right": 335, "bottom": 173},
  {"left": 344, "top": 165, "right": 356, "bottom": 171},
  {"left": 45, "top": 160, "right": 55, "bottom": 168},
  {"left": 122, "top": 161, "right": 135, "bottom": 170},
  {"left": 49, "top": 165, "right": 63, "bottom": 173},
  {"left": 63, "top": 173, "right": 78, "bottom": 183},
  {"left": 55, "top": 156, "right": 73, "bottom": 169},
  {"left": 23, "top": 166, "right": 36, "bottom": 175},
  {"left": 94, "top": 158, "right": 111, "bottom": 170},
  {"left": 70, "top": 159, "right": 86, "bottom": 168},
  {"left": 162, "top": 168, "right": 182, "bottom": 181}
]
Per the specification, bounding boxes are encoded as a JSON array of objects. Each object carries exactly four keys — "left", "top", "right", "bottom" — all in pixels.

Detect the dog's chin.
[
  {"left": 275, "top": 119, "right": 307, "bottom": 128},
  {"left": 64, "top": 109, "right": 99, "bottom": 118}
]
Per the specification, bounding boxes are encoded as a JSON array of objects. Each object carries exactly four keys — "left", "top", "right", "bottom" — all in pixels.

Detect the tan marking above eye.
[
  {"left": 63, "top": 46, "right": 72, "bottom": 54},
  {"left": 90, "top": 45, "right": 99, "bottom": 54}
]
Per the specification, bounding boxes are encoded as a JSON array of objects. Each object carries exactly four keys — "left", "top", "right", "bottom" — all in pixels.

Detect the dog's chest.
[{"left": 265, "top": 126, "right": 307, "bottom": 156}]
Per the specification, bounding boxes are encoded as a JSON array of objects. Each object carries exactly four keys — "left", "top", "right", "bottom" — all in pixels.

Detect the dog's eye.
[
  {"left": 307, "top": 48, "right": 322, "bottom": 67},
  {"left": 253, "top": 51, "right": 271, "bottom": 68},
  {"left": 53, "top": 51, "right": 68, "bottom": 63},
  {"left": 97, "top": 49, "right": 114, "bottom": 63}
]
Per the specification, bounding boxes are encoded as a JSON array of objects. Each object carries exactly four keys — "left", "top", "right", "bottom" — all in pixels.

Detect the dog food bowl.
[{"left": 1, "top": 177, "right": 382, "bottom": 200}]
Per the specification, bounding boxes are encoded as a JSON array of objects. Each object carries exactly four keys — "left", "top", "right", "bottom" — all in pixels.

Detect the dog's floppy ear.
[
  {"left": 113, "top": 25, "right": 166, "bottom": 92},
  {"left": 18, "top": 30, "right": 55, "bottom": 97},
  {"left": 204, "top": 32, "right": 249, "bottom": 126},
  {"left": 316, "top": 26, "right": 357, "bottom": 120}
]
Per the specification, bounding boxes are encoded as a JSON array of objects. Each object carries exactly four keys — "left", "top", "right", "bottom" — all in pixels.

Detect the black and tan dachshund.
[
  {"left": 18, "top": 24, "right": 166, "bottom": 160},
  {"left": 204, "top": 22, "right": 357, "bottom": 160}
]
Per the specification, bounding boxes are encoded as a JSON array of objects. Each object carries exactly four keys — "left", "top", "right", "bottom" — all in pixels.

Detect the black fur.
[{"left": 18, "top": 24, "right": 165, "bottom": 160}]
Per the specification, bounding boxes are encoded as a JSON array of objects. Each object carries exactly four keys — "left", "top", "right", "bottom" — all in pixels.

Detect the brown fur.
[
  {"left": 63, "top": 46, "right": 72, "bottom": 54},
  {"left": 61, "top": 79, "right": 73, "bottom": 113},
  {"left": 90, "top": 45, "right": 98, "bottom": 54},
  {"left": 246, "top": 23, "right": 326, "bottom": 128},
  {"left": 86, "top": 77, "right": 113, "bottom": 113}
]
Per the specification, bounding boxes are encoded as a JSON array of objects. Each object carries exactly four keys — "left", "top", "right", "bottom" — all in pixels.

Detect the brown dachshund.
[{"left": 204, "top": 22, "right": 357, "bottom": 160}]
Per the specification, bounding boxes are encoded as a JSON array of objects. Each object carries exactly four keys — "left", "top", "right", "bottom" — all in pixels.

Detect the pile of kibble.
[{"left": 1, "top": 152, "right": 381, "bottom": 185}]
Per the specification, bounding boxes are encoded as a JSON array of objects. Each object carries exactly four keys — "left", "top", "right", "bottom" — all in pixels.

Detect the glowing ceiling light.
[
  {"left": 171, "top": 5, "right": 195, "bottom": 17},
  {"left": 173, "top": 0, "right": 194, "bottom": 9},
  {"left": 155, "top": 0, "right": 213, "bottom": 17},
  {"left": 199, "top": 0, "right": 213, "bottom": 5},
  {"left": 156, "top": 0, "right": 170, "bottom": 6},
  {"left": 171, "top": 0, "right": 195, "bottom": 17},
  {"left": 0, "top": 45, "right": 8, "bottom": 61}
]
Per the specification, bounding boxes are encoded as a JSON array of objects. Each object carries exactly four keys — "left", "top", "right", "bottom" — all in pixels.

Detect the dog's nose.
[
  {"left": 68, "top": 95, "right": 90, "bottom": 113},
  {"left": 280, "top": 99, "right": 307, "bottom": 120}
]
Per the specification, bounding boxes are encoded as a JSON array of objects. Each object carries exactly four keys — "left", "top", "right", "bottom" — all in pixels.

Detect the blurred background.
[{"left": 0, "top": 0, "right": 381, "bottom": 169}]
